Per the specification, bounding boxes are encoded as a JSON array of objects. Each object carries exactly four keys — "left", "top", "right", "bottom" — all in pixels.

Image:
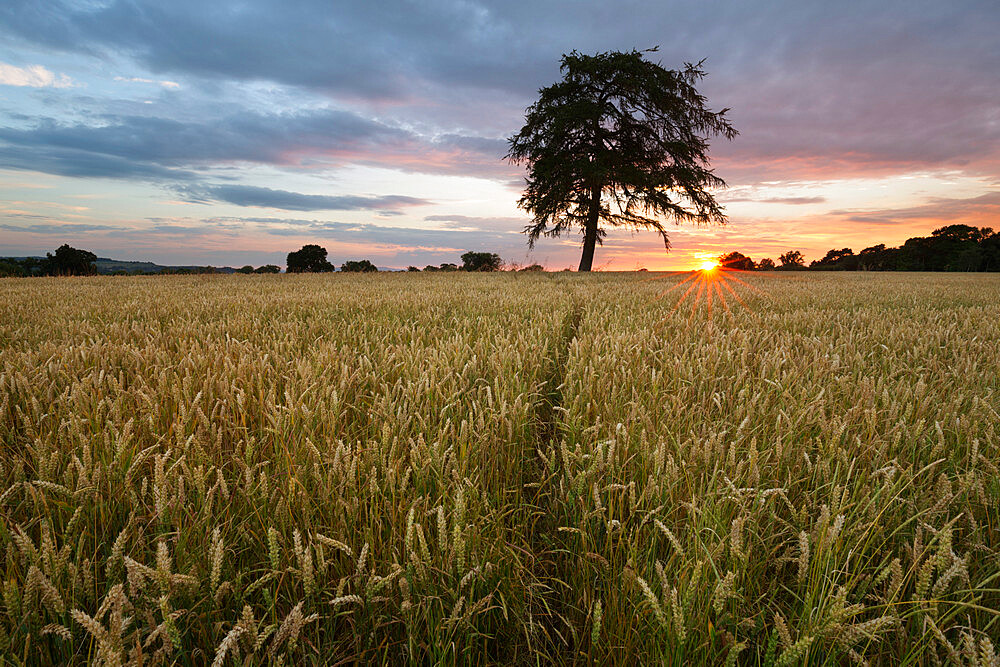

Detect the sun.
[{"left": 698, "top": 260, "right": 719, "bottom": 272}]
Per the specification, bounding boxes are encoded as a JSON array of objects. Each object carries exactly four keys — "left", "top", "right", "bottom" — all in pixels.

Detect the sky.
[{"left": 0, "top": 0, "right": 998, "bottom": 270}]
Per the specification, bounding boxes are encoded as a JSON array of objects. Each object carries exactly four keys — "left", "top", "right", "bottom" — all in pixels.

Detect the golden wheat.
[{"left": 0, "top": 271, "right": 997, "bottom": 664}]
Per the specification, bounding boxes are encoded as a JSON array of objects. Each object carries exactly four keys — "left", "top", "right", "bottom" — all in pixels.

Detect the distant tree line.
[
  {"left": 17, "top": 226, "right": 995, "bottom": 278},
  {"left": 0, "top": 244, "right": 283, "bottom": 277},
  {"left": 0, "top": 244, "right": 98, "bottom": 276},
  {"left": 286, "top": 246, "right": 510, "bottom": 273},
  {"left": 720, "top": 225, "right": 1000, "bottom": 272}
]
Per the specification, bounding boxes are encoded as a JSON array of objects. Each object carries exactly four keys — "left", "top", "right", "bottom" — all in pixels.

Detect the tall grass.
[{"left": 0, "top": 271, "right": 997, "bottom": 664}]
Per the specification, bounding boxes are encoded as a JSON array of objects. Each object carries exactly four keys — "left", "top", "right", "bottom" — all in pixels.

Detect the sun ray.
[
  {"left": 671, "top": 275, "right": 703, "bottom": 312},
  {"left": 714, "top": 281, "right": 732, "bottom": 315}
]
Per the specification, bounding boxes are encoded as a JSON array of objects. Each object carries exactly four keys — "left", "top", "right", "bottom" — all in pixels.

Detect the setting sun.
[{"left": 699, "top": 260, "right": 719, "bottom": 271}]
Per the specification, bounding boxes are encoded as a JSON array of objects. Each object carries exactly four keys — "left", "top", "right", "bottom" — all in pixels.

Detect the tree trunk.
[{"left": 577, "top": 186, "right": 602, "bottom": 272}]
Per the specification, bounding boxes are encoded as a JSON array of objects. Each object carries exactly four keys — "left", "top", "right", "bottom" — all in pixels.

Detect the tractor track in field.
[{"left": 521, "top": 298, "right": 583, "bottom": 661}]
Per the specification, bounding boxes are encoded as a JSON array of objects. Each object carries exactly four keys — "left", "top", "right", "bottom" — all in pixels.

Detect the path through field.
[{"left": 1, "top": 272, "right": 998, "bottom": 664}]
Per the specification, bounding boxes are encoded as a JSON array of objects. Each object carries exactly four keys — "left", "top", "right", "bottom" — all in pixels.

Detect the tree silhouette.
[
  {"left": 981, "top": 230, "right": 1000, "bottom": 271},
  {"left": 45, "top": 244, "right": 97, "bottom": 276},
  {"left": 811, "top": 248, "right": 857, "bottom": 270},
  {"left": 460, "top": 251, "right": 503, "bottom": 272},
  {"left": 779, "top": 250, "right": 805, "bottom": 270},
  {"left": 254, "top": 264, "right": 281, "bottom": 274},
  {"left": 341, "top": 260, "right": 378, "bottom": 273},
  {"left": 287, "top": 245, "right": 334, "bottom": 273},
  {"left": 757, "top": 258, "right": 776, "bottom": 271},
  {"left": 718, "top": 251, "right": 754, "bottom": 271},
  {"left": 506, "top": 49, "right": 737, "bottom": 271}
]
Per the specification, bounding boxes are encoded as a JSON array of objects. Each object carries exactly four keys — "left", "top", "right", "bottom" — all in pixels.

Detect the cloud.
[
  {"left": 1, "top": 0, "right": 996, "bottom": 183},
  {"left": 423, "top": 214, "right": 528, "bottom": 230},
  {"left": 114, "top": 76, "right": 180, "bottom": 89},
  {"left": 725, "top": 195, "right": 827, "bottom": 205},
  {"left": 212, "top": 216, "right": 519, "bottom": 248},
  {"left": 831, "top": 192, "right": 1000, "bottom": 228},
  {"left": 0, "top": 141, "right": 198, "bottom": 180},
  {"left": 0, "top": 62, "right": 73, "bottom": 88},
  {"left": 177, "top": 184, "right": 431, "bottom": 211},
  {"left": 0, "top": 110, "right": 514, "bottom": 181},
  {"left": 3, "top": 1, "right": 997, "bottom": 186},
  {"left": 0, "top": 0, "right": 998, "bottom": 271},
  {"left": 0, "top": 222, "right": 119, "bottom": 233}
]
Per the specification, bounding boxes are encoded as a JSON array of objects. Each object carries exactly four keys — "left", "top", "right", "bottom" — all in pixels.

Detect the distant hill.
[
  {"left": 1, "top": 256, "right": 238, "bottom": 274},
  {"left": 95, "top": 258, "right": 236, "bottom": 274}
]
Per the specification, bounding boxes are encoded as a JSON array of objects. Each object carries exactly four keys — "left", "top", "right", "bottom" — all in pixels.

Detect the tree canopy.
[
  {"left": 287, "top": 245, "right": 334, "bottom": 273},
  {"left": 506, "top": 48, "right": 737, "bottom": 271},
  {"left": 341, "top": 260, "right": 378, "bottom": 273},
  {"left": 718, "top": 251, "right": 754, "bottom": 271},
  {"left": 711, "top": 225, "right": 1000, "bottom": 274},
  {"left": 779, "top": 250, "right": 805, "bottom": 269},
  {"left": 460, "top": 251, "right": 503, "bottom": 272},
  {"left": 46, "top": 244, "right": 97, "bottom": 276}
]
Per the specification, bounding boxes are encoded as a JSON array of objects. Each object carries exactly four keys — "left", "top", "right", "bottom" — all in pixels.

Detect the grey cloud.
[
  {"left": 423, "top": 214, "right": 528, "bottom": 230},
  {"left": 0, "top": 110, "right": 516, "bottom": 181},
  {"left": 0, "top": 222, "right": 121, "bottom": 233},
  {"left": 0, "top": 139, "right": 200, "bottom": 181},
  {"left": 834, "top": 192, "right": 1000, "bottom": 226},
  {"left": 845, "top": 215, "right": 900, "bottom": 225},
  {"left": 0, "top": 0, "right": 998, "bottom": 188},
  {"left": 725, "top": 196, "right": 827, "bottom": 205},
  {"left": 177, "top": 184, "right": 431, "bottom": 211},
  {"left": 222, "top": 216, "right": 517, "bottom": 248}
]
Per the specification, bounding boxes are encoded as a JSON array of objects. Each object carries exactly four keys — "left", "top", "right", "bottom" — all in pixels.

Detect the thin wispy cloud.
[{"left": 114, "top": 76, "right": 180, "bottom": 88}]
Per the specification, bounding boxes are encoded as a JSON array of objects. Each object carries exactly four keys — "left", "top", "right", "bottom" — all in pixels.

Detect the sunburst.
[{"left": 650, "top": 258, "right": 772, "bottom": 331}]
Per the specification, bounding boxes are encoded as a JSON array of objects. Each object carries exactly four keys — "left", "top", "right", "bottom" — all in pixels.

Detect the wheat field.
[{"left": 1, "top": 271, "right": 998, "bottom": 665}]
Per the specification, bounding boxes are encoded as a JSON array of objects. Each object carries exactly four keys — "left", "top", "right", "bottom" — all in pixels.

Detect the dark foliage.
[
  {"left": 0, "top": 259, "right": 28, "bottom": 277},
  {"left": 460, "top": 251, "right": 503, "bottom": 272},
  {"left": 287, "top": 245, "right": 335, "bottom": 273},
  {"left": 507, "top": 48, "right": 737, "bottom": 271},
  {"left": 810, "top": 225, "right": 1000, "bottom": 272},
  {"left": 341, "top": 259, "right": 378, "bottom": 273},
  {"left": 718, "top": 251, "right": 755, "bottom": 271},
  {"left": 810, "top": 248, "right": 858, "bottom": 271},
  {"left": 236, "top": 265, "right": 255, "bottom": 274},
  {"left": 160, "top": 266, "right": 218, "bottom": 274},
  {"left": 779, "top": 250, "right": 806, "bottom": 270},
  {"left": 757, "top": 258, "right": 776, "bottom": 271},
  {"left": 254, "top": 264, "right": 281, "bottom": 274},
  {"left": 46, "top": 244, "right": 98, "bottom": 276}
]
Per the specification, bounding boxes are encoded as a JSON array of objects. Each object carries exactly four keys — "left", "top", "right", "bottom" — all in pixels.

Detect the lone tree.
[
  {"left": 506, "top": 49, "right": 737, "bottom": 271},
  {"left": 45, "top": 244, "right": 97, "bottom": 276},
  {"left": 287, "top": 244, "right": 334, "bottom": 273},
  {"left": 460, "top": 251, "right": 503, "bottom": 272}
]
